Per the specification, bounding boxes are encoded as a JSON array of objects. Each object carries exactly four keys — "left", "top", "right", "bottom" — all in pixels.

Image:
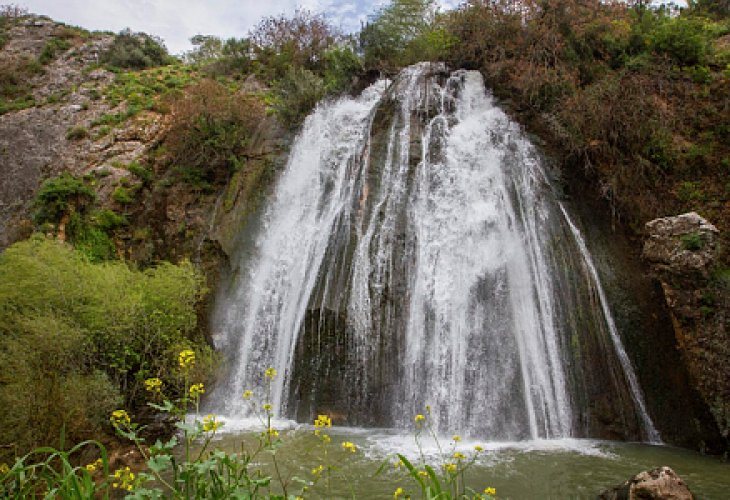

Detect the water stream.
[{"left": 210, "top": 63, "right": 658, "bottom": 444}]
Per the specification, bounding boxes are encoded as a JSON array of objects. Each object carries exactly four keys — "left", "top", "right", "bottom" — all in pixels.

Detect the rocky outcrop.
[
  {"left": 643, "top": 212, "right": 730, "bottom": 451},
  {"left": 598, "top": 466, "right": 693, "bottom": 499}
]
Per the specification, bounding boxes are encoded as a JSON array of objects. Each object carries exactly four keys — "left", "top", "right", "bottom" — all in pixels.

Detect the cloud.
[{"left": 18, "top": 0, "right": 456, "bottom": 54}]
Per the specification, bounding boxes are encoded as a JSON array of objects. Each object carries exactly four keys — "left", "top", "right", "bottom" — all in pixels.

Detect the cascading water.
[{"left": 210, "top": 63, "right": 659, "bottom": 443}]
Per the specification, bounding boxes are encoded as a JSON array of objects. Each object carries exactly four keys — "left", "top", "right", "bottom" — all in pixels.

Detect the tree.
[
  {"left": 250, "top": 9, "right": 339, "bottom": 79},
  {"left": 359, "top": 0, "right": 439, "bottom": 72}
]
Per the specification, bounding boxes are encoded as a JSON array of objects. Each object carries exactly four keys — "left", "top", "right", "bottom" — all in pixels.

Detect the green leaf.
[{"left": 147, "top": 455, "right": 172, "bottom": 473}]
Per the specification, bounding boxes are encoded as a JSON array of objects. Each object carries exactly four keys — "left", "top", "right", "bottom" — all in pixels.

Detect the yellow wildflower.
[
  {"left": 452, "top": 435, "right": 461, "bottom": 442},
  {"left": 178, "top": 349, "right": 195, "bottom": 369},
  {"left": 0, "top": 463, "right": 9, "bottom": 475},
  {"left": 418, "top": 470, "right": 429, "bottom": 478},
  {"left": 263, "top": 403, "right": 273, "bottom": 412},
  {"left": 266, "top": 427, "right": 279, "bottom": 438},
  {"left": 264, "top": 367, "right": 277, "bottom": 380},
  {"left": 484, "top": 486, "right": 496, "bottom": 496},
  {"left": 394, "top": 487, "right": 405, "bottom": 498},
  {"left": 414, "top": 414, "right": 425, "bottom": 423},
  {"left": 314, "top": 414, "right": 332, "bottom": 428},
  {"left": 85, "top": 458, "right": 103, "bottom": 473},
  {"left": 321, "top": 434, "right": 331, "bottom": 444},
  {"left": 474, "top": 445, "right": 484, "bottom": 452},
  {"left": 311, "top": 464, "right": 324, "bottom": 476},
  {"left": 243, "top": 389, "right": 254, "bottom": 400},
  {"left": 112, "top": 466, "right": 136, "bottom": 491},
  {"left": 443, "top": 462, "right": 457, "bottom": 474},
  {"left": 189, "top": 383, "right": 205, "bottom": 398},
  {"left": 202, "top": 414, "right": 223, "bottom": 432},
  {"left": 453, "top": 452, "right": 466, "bottom": 460},
  {"left": 341, "top": 441, "right": 357, "bottom": 453},
  {"left": 144, "top": 378, "right": 162, "bottom": 393},
  {"left": 110, "top": 409, "right": 131, "bottom": 427}
]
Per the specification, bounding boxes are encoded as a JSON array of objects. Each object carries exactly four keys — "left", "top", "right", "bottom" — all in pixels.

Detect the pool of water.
[{"left": 196, "top": 417, "right": 730, "bottom": 499}]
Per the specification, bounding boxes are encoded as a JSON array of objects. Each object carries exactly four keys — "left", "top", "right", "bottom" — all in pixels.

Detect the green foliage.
[
  {"left": 649, "top": 16, "right": 713, "bottom": 65},
  {"left": 112, "top": 186, "right": 134, "bottom": 204},
  {"left": 1, "top": 441, "right": 112, "bottom": 498},
  {"left": 102, "top": 64, "right": 197, "bottom": 111},
  {"left": 90, "top": 208, "right": 127, "bottom": 231},
  {"left": 360, "top": 0, "right": 437, "bottom": 71},
  {"left": 165, "top": 79, "right": 265, "bottom": 183},
  {"left": 127, "top": 160, "right": 153, "bottom": 184},
  {"left": 186, "top": 35, "right": 255, "bottom": 77},
  {"left": 67, "top": 212, "right": 116, "bottom": 261},
  {"left": 677, "top": 181, "right": 706, "bottom": 203},
  {"left": 65, "top": 125, "right": 88, "bottom": 140},
  {"left": 681, "top": 232, "right": 705, "bottom": 251},
  {"left": 272, "top": 66, "right": 326, "bottom": 127},
  {"left": 38, "top": 36, "right": 71, "bottom": 65},
  {"left": 0, "top": 56, "right": 41, "bottom": 115},
  {"left": 32, "top": 173, "right": 96, "bottom": 225},
  {"left": 0, "top": 237, "right": 211, "bottom": 460},
  {"left": 323, "top": 45, "right": 363, "bottom": 94},
  {"left": 100, "top": 28, "right": 173, "bottom": 69}
]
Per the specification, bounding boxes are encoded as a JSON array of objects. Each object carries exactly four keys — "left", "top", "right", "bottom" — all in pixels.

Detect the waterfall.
[{"left": 210, "top": 63, "right": 658, "bottom": 442}]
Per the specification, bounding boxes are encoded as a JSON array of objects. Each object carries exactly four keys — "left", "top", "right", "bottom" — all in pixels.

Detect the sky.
[{"left": 17, "top": 0, "right": 459, "bottom": 55}]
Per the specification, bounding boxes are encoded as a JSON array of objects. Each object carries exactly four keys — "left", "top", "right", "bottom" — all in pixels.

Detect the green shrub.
[
  {"left": 38, "top": 36, "right": 71, "bottom": 65},
  {"left": 323, "top": 45, "right": 363, "bottom": 94},
  {"left": 681, "top": 232, "right": 704, "bottom": 251},
  {"left": 112, "top": 186, "right": 134, "bottom": 204},
  {"left": 165, "top": 79, "right": 264, "bottom": 183},
  {"left": 90, "top": 208, "right": 127, "bottom": 231},
  {"left": 100, "top": 28, "right": 173, "bottom": 69},
  {"left": 127, "top": 160, "right": 153, "bottom": 184},
  {"left": 67, "top": 212, "right": 116, "bottom": 261},
  {"left": 0, "top": 237, "right": 211, "bottom": 460},
  {"left": 32, "top": 173, "right": 96, "bottom": 224},
  {"left": 272, "top": 66, "right": 325, "bottom": 127},
  {"left": 649, "top": 16, "right": 712, "bottom": 66},
  {"left": 677, "top": 181, "right": 706, "bottom": 203},
  {"left": 65, "top": 125, "right": 88, "bottom": 140}
]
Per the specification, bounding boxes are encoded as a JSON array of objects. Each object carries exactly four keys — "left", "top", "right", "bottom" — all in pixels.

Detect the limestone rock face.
[
  {"left": 643, "top": 213, "right": 729, "bottom": 452},
  {"left": 599, "top": 466, "right": 693, "bottom": 499}
]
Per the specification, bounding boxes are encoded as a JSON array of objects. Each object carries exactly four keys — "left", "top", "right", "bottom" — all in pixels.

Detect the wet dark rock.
[{"left": 598, "top": 466, "right": 693, "bottom": 499}]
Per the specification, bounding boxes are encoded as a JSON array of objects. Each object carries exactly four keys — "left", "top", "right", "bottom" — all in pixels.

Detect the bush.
[
  {"left": 323, "top": 45, "right": 363, "bottom": 94},
  {"left": 250, "top": 9, "right": 339, "bottom": 80},
  {"left": 38, "top": 36, "right": 71, "bottom": 65},
  {"left": 165, "top": 79, "right": 264, "bottom": 183},
  {"left": 649, "top": 16, "right": 712, "bottom": 66},
  {"left": 0, "top": 237, "right": 211, "bottom": 461},
  {"left": 112, "top": 186, "right": 134, "bottom": 204},
  {"left": 272, "top": 66, "right": 326, "bottom": 127},
  {"left": 66, "top": 212, "right": 116, "bottom": 261},
  {"left": 65, "top": 126, "right": 88, "bottom": 140},
  {"left": 32, "top": 173, "right": 96, "bottom": 225},
  {"left": 100, "top": 28, "right": 173, "bottom": 69},
  {"left": 360, "top": 0, "right": 437, "bottom": 72},
  {"left": 127, "top": 160, "right": 152, "bottom": 184}
]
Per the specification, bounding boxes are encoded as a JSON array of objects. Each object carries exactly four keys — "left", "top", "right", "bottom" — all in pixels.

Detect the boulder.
[
  {"left": 643, "top": 212, "right": 719, "bottom": 320},
  {"left": 643, "top": 212, "right": 719, "bottom": 281},
  {"left": 598, "top": 466, "right": 693, "bottom": 499}
]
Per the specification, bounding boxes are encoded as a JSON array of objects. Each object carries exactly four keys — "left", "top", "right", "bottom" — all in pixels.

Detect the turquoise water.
[{"left": 201, "top": 420, "right": 730, "bottom": 499}]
